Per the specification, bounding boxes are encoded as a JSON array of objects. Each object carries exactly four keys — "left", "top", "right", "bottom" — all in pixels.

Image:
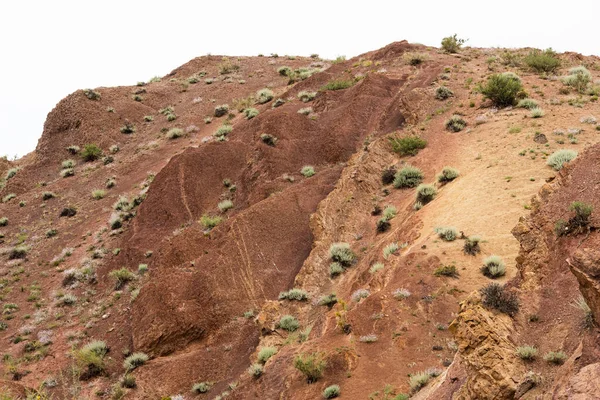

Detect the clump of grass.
[
  {"left": 437, "top": 167, "right": 459, "bottom": 183},
  {"left": 74, "top": 340, "right": 109, "bottom": 380},
  {"left": 516, "top": 345, "right": 538, "bottom": 360},
  {"left": 441, "top": 34, "right": 465, "bottom": 53},
  {"left": 572, "top": 295, "right": 593, "bottom": 327},
  {"left": 434, "top": 265, "right": 459, "bottom": 277},
  {"left": 435, "top": 227, "right": 457, "bottom": 241},
  {"left": 192, "top": 382, "right": 211, "bottom": 394},
  {"left": 91, "top": 189, "right": 105, "bottom": 200},
  {"left": 294, "top": 352, "right": 326, "bottom": 383},
  {"left": 278, "top": 315, "right": 300, "bottom": 332},
  {"left": 83, "top": 89, "right": 101, "bottom": 100},
  {"left": 42, "top": 192, "right": 55, "bottom": 200},
  {"left": 409, "top": 371, "right": 431, "bottom": 392},
  {"left": 123, "top": 352, "right": 148, "bottom": 371},
  {"left": 45, "top": 228, "right": 58, "bottom": 238},
  {"left": 279, "top": 288, "right": 309, "bottom": 301},
  {"left": 359, "top": 334, "right": 378, "bottom": 343},
  {"left": 5, "top": 168, "right": 18, "bottom": 180},
  {"left": 166, "top": 128, "right": 184, "bottom": 139},
  {"left": 544, "top": 351, "right": 567, "bottom": 365},
  {"left": 547, "top": 149, "right": 577, "bottom": 171},
  {"left": 200, "top": 215, "right": 223, "bottom": 230},
  {"left": 393, "top": 165, "right": 423, "bottom": 188},
  {"left": 390, "top": 136, "right": 427, "bottom": 156},
  {"left": 329, "top": 243, "right": 356, "bottom": 267},
  {"left": 0, "top": 217, "right": 8, "bottom": 226},
  {"left": 257, "top": 347, "right": 277, "bottom": 364},
  {"left": 530, "top": 107, "right": 544, "bottom": 118},
  {"left": 298, "top": 107, "right": 313, "bottom": 115},
  {"left": 416, "top": 184, "right": 437, "bottom": 205},
  {"left": 480, "top": 72, "right": 524, "bottom": 107},
  {"left": 382, "top": 205, "right": 397, "bottom": 220},
  {"left": 562, "top": 66, "right": 591, "bottom": 93},
  {"left": 464, "top": 235, "right": 481, "bottom": 255},
  {"left": 383, "top": 242, "right": 399, "bottom": 259},
  {"left": 109, "top": 268, "right": 135, "bottom": 290},
  {"left": 323, "top": 384, "right": 340, "bottom": 399},
  {"left": 322, "top": 79, "right": 354, "bottom": 91},
  {"left": 214, "top": 104, "right": 230, "bottom": 117},
  {"left": 517, "top": 98, "right": 539, "bottom": 109},
  {"left": 404, "top": 52, "right": 428, "bottom": 65},
  {"left": 260, "top": 133, "right": 277, "bottom": 146},
  {"left": 376, "top": 218, "right": 391, "bottom": 233},
  {"left": 248, "top": 363, "right": 263, "bottom": 378},
  {"left": 256, "top": 88, "right": 274, "bottom": 104},
  {"left": 298, "top": 91, "right": 317, "bottom": 102},
  {"left": 329, "top": 262, "right": 344, "bottom": 277},
  {"left": 569, "top": 201, "right": 593, "bottom": 230},
  {"left": 480, "top": 283, "right": 520, "bottom": 316},
  {"left": 393, "top": 288, "right": 411, "bottom": 299},
  {"left": 2, "top": 193, "right": 16, "bottom": 203},
  {"left": 67, "top": 145, "right": 80, "bottom": 154},
  {"left": 244, "top": 108, "right": 259, "bottom": 119},
  {"left": 120, "top": 123, "right": 135, "bottom": 134},
  {"left": 435, "top": 86, "right": 453, "bottom": 100},
  {"left": 214, "top": 124, "right": 233, "bottom": 140},
  {"left": 81, "top": 144, "right": 102, "bottom": 162},
  {"left": 481, "top": 255, "right": 506, "bottom": 278},
  {"left": 278, "top": 66, "right": 291, "bottom": 76},
  {"left": 381, "top": 167, "right": 396, "bottom": 185},
  {"left": 445, "top": 115, "right": 467, "bottom": 132},
  {"left": 523, "top": 48, "right": 560, "bottom": 73},
  {"left": 218, "top": 200, "right": 233, "bottom": 212},
  {"left": 351, "top": 289, "right": 370, "bottom": 302},
  {"left": 369, "top": 262, "right": 384, "bottom": 274},
  {"left": 301, "top": 166, "right": 315, "bottom": 177},
  {"left": 317, "top": 294, "right": 338, "bottom": 306}
]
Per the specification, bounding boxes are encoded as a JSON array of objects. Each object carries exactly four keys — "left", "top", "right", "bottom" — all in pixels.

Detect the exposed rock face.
[
  {"left": 554, "top": 363, "right": 600, "bottom": 399},
  {"left": 568, "top": 249, "right": 600, "bottom": 324}
]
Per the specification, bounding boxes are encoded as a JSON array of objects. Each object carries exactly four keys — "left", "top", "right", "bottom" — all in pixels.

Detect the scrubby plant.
[
  {"left": 278, "top": 66, "right": 291, "bottom": 76},
  {"left": 547, "top": 149, "right": 577, "bottom": 171},
  {"left": 92, "top": 189, "right": 105, "bottom": 200},
  {"left": 60, "top": 168, "right": 74, "bottom": 178},
  {"left": 200, "top": 215, "right": 223, "bottom": 230},
  {"left": 45, "top": 228, "right": 58, "bottom": 238},
  {"left": 480, "top": 283, "right": 519, "bottom": 316},
  {"left": 322, "top": 79, "right": 354, "bottom": 91},
  {"left": 272, "top": 98, "right": 285, "bottom": 108},
  {"left": 294, "top": 352, "right": 326, "bottom": 383},
  {"left": 123, "top": 352, "right": 148, "bottom": 371},
  {"left": 2, "top": 193, "right": 16, "bottom": 203},
  {"left": 393, "top": 165, "right": 423, "bottom": 188},
  {"left": 517, "top": 98, "right": 539, "bottom": 109},
  {"left": 445, "top": 115, "right": 467, "bottom": 132},
  {"left": 120, "top": 123, "right": 135, "bottom": 134},
  {"left": 329, "top": 243, "right": 356, "bottom": 267},
  {"left": 480, "top": 72, "right": 524, "bottom": 107},
  {"left": 523, "top": 48, "right": 560, "bottom": 73},
  {"left": 278, "top": 315, "right": 300, "bottom": 332},
  {"left": 369, "top": 262, "right": 384, "bottom": 274},
  {"left": 109, "top": 268, "right": 135, "bottom": 290},
  {"left": 317, "top": 293, "right": 338, "bottom": 307},
  {"left": 393, "top": 288, "right": 411, "bottom": 299},
  {"left": 83, "top": 89, "right": 101, "bottom": 100},
  {"left": 279, "top": 288, "right": 309, "bottom": 301},
  {"left": 301, "top": 166, "right": 315, "bottom": 177},
  {"left": 9, "top": 245, "right": 28, "bottom": 259},
  {"left": 569, "top": 201, "right": 593, "bottom": 229},
  {"left": 81, "top": 144, "right": 102, "bottom": 162},
  {"left": 530, "top": 107, "right": 544, "bottom": 118},
  {"left": 376, "top": 218, "right": 391, "bottom": 233},
  {"left": 481, "top": 255, "right": 506, "bottom": 278},
  {"left": 383, "top": 205, "right": 397, "bottom": 220},
  {"left": 298, "top": 107, "right": 313, "bottom": 115},
  {"left": 121, "top": 374, "right": 136, "bottom": 388},
  {"left": 214, "top": 125, "right": 233, "bottom": 139},
  {"left": 351, "top": 289, "right": 370, "bottom": 302},
  {"left": 244, "top": 108, "right": 259, "bottom": 119},
  {"left": 214, "top": 104, "right": 230, "bottom": 117},
  {"left": 463, "top": 235, "right": 481, "bottom": 255},
  {"left": 323, "top": 384, "right": 340, "bottom": 399},
  {"left": 435, "top": 86, "right": 454, "bottom": 100},
  {"left": 5, "top": 168, "right": 18, "bottom": 180},
  {"left": 381, "top": 167, "right": 396, "bottom": 185},
  {"left": 257, "top": 347, "right": 277, "bottom": 364},
  {"left": 389, "top": 136, "right": 427, "bottom": 156},
  {"left": 516, "top": 345, "right": 538, "bottom": 360},
  {"left": 248, "top": 363, "right": 263, "bottom": 378},
  {"left": 75, "top": 340, "right": 109, "bottom": 379},
  {"left": 0, "top": 217, "right": 7, "bottom": 226},
  {"left": 437, "top": 167, "right": 459, "bottom": 183},
  {"left": 404, "top": 52, "right": 428, "bottom": 65},
  {"left": 435, "top": 227, "right": 457, "bottom": 241},
  {"left": 67, "top": 145, "right": 80, "bottom": 154},
  {"left": 256, "top": 88, "right": 274, "bottom": 104},
  {"left": 572, "top": 295, "right": 593, "bottom": 327},
  {"left": 218, "top": 200, "right": 233, "bottom": 212},
  {"left": 409, "top": 371, "right": 431, "bottom": 392},
  {"left": 562, "top": 66, "right": 591, "bottom": 93},
  {"left": 329, "top": 262, "right": 344, "bottom": 277},
  {"left": 415, "top": 184, "right": 437, "bottom": 205},
  {"left": 166, "top": 128, "right": 184, "bottom": 139},
  {"left": 192, "top": 382, "right": 211, "bottom": 394},
  {"left": 383, "top": 242, "right": 399, "bottom": 259},
  {"left": 434, "top": 265, "right": 459, "bottom": 277},
  {"left": 441, "top": 34, "right": 466, "bottom": 53},
  {"left": 260, "top": 133, "right": 277, "bottom": 146},
  {"left": 298, "top": 91, "right": 317, "bottom": 102},
  {"left": 544, "top": 351, "right": 567, "bottom": 365}
]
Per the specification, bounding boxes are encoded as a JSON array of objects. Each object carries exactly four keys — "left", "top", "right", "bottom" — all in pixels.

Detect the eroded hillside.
[{"left": 1, "top": 40, "right": 600, "bottom": 400}]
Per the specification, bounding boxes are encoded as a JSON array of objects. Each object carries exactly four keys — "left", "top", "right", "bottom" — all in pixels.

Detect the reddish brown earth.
[{"left": 1, "top": 41, "right": 600, "bottom": 400}]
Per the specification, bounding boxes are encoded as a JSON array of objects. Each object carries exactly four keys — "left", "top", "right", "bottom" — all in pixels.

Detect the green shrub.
[
  {"left": 294, "top": 352, "right": 326, "bottom": 383},
  {"left": 480, "top": 72, "right": 524, "bottom": 107},
  {"left": 383, "top": 242, "right": 400, "bottom": 259},
  {"left": 278, "top": 66, "right": 291, "bottom": 76},
  {"left": 192, "top": 382, "right": 211, "bottom": 394},
  {"left": 248, "top": 363, "right": 263, "bottom": 378},
  {"left": 214, "top": 104, "right": 230, "bottom": 117},
  {"left": 416, "top": 184, "right": 437, "bottom": 204},
  {"left": 329, "top": 243, "right": 356, "bottom": 267},
  {"left": 123, "top": 352, "right": 148, "bottom": 371},
  {"left": 435, "top": 86, "right": 454, "bottom": 100},
  {"left": 516, "top": 345, "right": 538, "bottom": 360},
  {"left": 260, "top": 133, "right": 277, "bottom": 146},
  {"left": 409, "top": 371, "right": 431, "bottom": 391},
  {"left": 109, "top": 268, "right": 135, "bottom": 290},
  {"left": 256, "top": 88, "right": 274, "bottom": 104},
  {"left": 81, "top": 144, "right": 102, "bottom": 162},
  {"left": 214, "top": 125, "right": 233, "bottom": 139},
  {"left": 0, "top": 217, "right": 7, "bottom": 226},
  {"left": 434, "top": 265, "right": 459, "bottom": 277},
  {"left": 317, "top": 294, "right": 338, "bottom": 306},
  {"left": 322, "top": 80, "right": 353, "bottom": 91},
  {"left": 517, "top": 98, "right": 539, "bottom": 109},
  {"left": 435, "top": 226, "right": 457, "bottom": 241},
  {"left": 464, "top": 235, "right": 481, "bottom": 255},
  {"left": 480, "top": 283, "right": 519, "bottom": 316},
  {"left": 547, "top": 149, "right": 577, "bottom": 170},
  {"left": 544, "top": 351, "right": 567, "bottom": 365},
  {"left": 481, "top": 255, "right": 506, "bottom": 278},
  {"left": 5, "top": 168, "right": 18, "bottom": 180},
  {"left": 329, "top": 262, "right": 344, "bottom": 277},
  {"left": 530, "top": 107, "right": 544, "bottom": 118},
  {"left": 393, "top": 166, "right": 424, "bottom": 188},
  {"left": 92, "top": 189, "right": 105, "bottom": 200},
  {"left": 569, "top": 201, "right": 593, "bottom": 227},
  {"left": 301, "top": 166, "right": 315, "bottom": 177},
  {"left": 383, "top": 205, "right": 397, "bottom": 220},
  {"left": 45, "top": 228, "right": 58, "bottom": 238},
  {"left": 298, "top": 91, "right": 317, "bottom": 102},
  {"left": 62, "top": 159, "right": 76, "bottom": 169},
  {"left": 323, "top": 384, "right": 340, "bottom": 398},
  {"left": 166, "top": 128, "right": 184, "bottom": 139},
  {"left": 390, "top": 136, "right": 427, "bottom": 156},
  {"left": 200, "top": 215, "right": 223, "bottom": 230},
  {"left": 278, "top": 315, "right": 300, "bottom": 332},
  {"left": 218, "top": 200, "right": 233, "bottom": 212},
  {"left": 244, "top": 108, "right": 259, "bottom": 119},
  {"left": 562, "top": 66, "right": 591, "bottom": 93},
  {"left": 523, "top": 49, "right": 560, "bottom": 73},
  {"left": 120, "top": 123, "right": 135, "bottom": 134},
  {"left": 441, "top": 34, "right": 466, "bottom": 53},
  {"left": 279, "top": 288, "right": 309, "bottom": 301},
  {"left": 445, "top": 115, "right": 467, "bottom": 132},
  {"left": 75, "top": 341, "right": 108, "bottom": 379},
  {"left": 121, "top": 374, "right": 136, "bottom": 388},
  {"left": 437, "top": 167, "right": 459, "bottom": 183},
  {"left": 83, "top": 89, "right": 101, "bottom": 100},
  {"left": 404, "top": 52, "right": 428, "bottom": 65},
  {"left": 67, "top": 145, "right": 80, "bottom": 154},
  {"left": 369, "top": 262, "right": 384, "bottom": 274},
  {"left": 257, "top": 347, "right": 277, "bottom": 364}
]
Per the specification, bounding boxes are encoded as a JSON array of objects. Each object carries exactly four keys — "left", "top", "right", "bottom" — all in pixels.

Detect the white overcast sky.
[{"left": 1, "top": 0, "right": 599, "bottom": 159}]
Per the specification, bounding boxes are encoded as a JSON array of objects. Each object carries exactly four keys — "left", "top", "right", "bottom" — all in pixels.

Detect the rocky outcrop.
[{"left": 568, "top": 249, "right": 600, "bottom": 324}]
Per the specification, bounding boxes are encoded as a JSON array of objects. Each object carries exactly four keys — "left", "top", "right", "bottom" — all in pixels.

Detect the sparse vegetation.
[
  {"left": 200, "top": 215, "right": 223, "bottom": 230},
  {"left": 298, "top": 107, "right": 313, "bottom": 115},
  {"left": 572, "top": 295, "right": 593, "bottom": 327},
  {"left": 463, "top": 235, "right": 481, "bottom": 255},
  {"left": 393, "top": 166, "right": 424, "bottom": 188},
  {"left": 260, "top": 133, "right": 277, "bottom": 146},
  {"left": 81, "top": 144, "right": 102, "bottom": 162},
  {"left": 323, "top": 384, "right": 340, "bottom": 399},
  {"left": 256, "top": 88, "right": 274, "bottom": 104},
  {"left": 278, "top": 315, "right": 300, "bottom": 332},
  {"left": 214, "top": 104, "right": 230, "bottom": 117},
  {"left": 437, "top": 167, "right": 459, "bottom": 183},
  {"left": 92, "top": 189, "right": 106, "bottom": 200},
  {"left": 480, "top": 283, "right": 519, "bottom": 316},
  {"left": 562, "top": 66, "right": 591, "bottom": 93},
  {"left": 383, "top": 242, "right": 400, "bottom": 259},
  {"left": 83, "top": 89, "right": 101, "bottom": 100},
  {"left": 244, "top": 108, "right": 259, "bottom": 119},
  {"left": 415, "top": 184, "right": 437, "bottom": 205},
  {"left": 523, "top": 48, "right": 560, "bottom": 73},
  {"left": 435, "top": 226, "right": 457, "bottom": 241},
  {"left": 390, "top": 136, "right": 427, "bottom": 156},
  {"left": 257, "top": 347, "right": 277, "bottom": 364},
  {"left": 547, "top": 149, "right": 577, "bottom": 171},
  {"left": 5, "top": 168, "right": 18, "bottom": 180},
  {"left": 218, "top": 200, "right": 233, "bottom": 212},
  {"left": 301, "top": 166, "right": 315, "bottom": 177},
  {"left": 516, "top": 345, "right": 538, "bottom": 360},
  {"left": 123, "top": 352, "right": 148, "bottom": 371},
  {"left": 166, "top": 128, "right": 184, "bottom": 139},
  {"left": 441, "top": 34, "right": 466, "bottom": 53},
  {"left": 329, "top": 243, "right": 356, "bottom": 267},
  {"left": 294, "top": 352, "right": 326, "bottom": 383},
  {"left": 351, "top": 289, "right": 370, "bottom": 302},
  {"left": 434, "top": 265, "right": 459, "bottom": 277},
  {"left": 530, "top": 107, "right": 544, "bottom": 118},
  {"left": 120, "top": 123, "right": 135, "bottom": 134},
  {"left": 517, "top": 98, "right": 539, "bottom": 109},
  {"left": 192, "top": 382, "right": 211, "bottom": 394},
  {"left": 109, "top": 268, "right": 135, "bottom": 290},
  {"left": 404, "top": 52, "right": 428, "bottom": 65},
  {"left": 480, "top": 72, "right": 524, "bottom": 107},
  {"left": 435, "top": 86, "right": 454, "bottom": 100},
  {"left": 544, "top": 351, "right": 567, "bottom": 365},
  {"left": 322, "top": 79, "right": 354, "bottom": 91},
  {"left": 0, "top": 217, "right": 7, "bottom": 226},
  {"left": 445, "top": 115, "right": 467, "bottom": 132},
  {"left": 481, "top": 255, "right": 506, "bottom": 278},
  {"left": 298, "top": 91, "right": 317, "bottom": 102},
  {"left": 74, "top": 340, "right": 109, "bottom": 380},
  {"left": 248, "top": 363, "right": 263, "bottom": 378},
  {"left": 409, "top": 371, "right": 431, "bottom": 392},
  {"left": 279, "top": 288, "right": 309, "bottom": 301}
]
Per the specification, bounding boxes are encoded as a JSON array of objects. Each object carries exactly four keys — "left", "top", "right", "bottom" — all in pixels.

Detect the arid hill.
[{"left": 1, "top": 39, "right": 600, "bottom": 399}]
